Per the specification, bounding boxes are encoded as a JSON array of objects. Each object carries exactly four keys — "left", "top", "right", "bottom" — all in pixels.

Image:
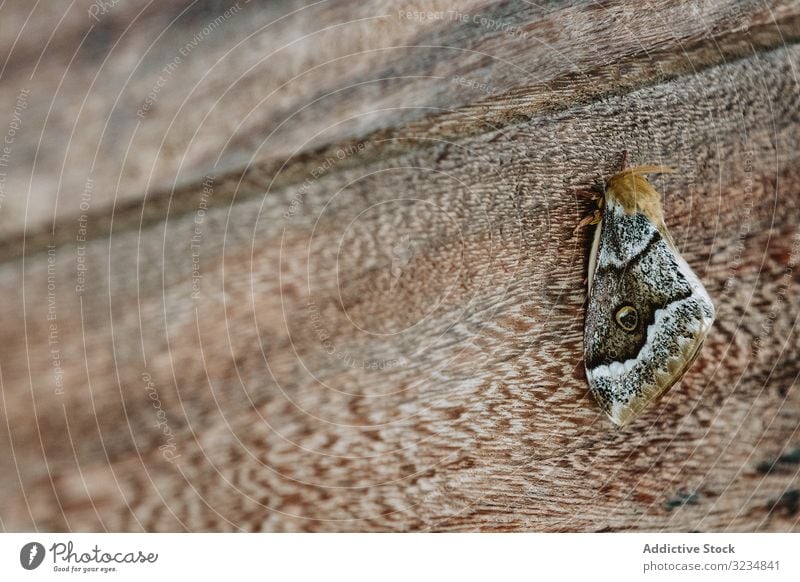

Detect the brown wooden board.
[{"left": 0, "top": 1, "right": 799, "bottom": 531}]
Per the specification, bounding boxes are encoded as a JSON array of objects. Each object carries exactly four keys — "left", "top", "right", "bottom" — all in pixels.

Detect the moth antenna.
[{"left": 617, "top": 164, "right": 676, "bottom": 176}]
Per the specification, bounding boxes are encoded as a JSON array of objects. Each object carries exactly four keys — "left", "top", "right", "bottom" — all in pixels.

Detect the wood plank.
[
  {"left": 1, "top": 0, "right": 798, "bottom": 238},
  {"left": 1, "top": 2, "right": 799, "bottom": 532}
]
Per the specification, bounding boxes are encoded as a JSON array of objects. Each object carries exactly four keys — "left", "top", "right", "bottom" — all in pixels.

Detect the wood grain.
[{"left": 1, "top": 1, "right": 799, "bottom": 532}]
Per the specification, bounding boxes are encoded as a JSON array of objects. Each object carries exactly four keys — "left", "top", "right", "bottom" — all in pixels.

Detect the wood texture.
[{"left": 1, "top": 0, "right": 800, "bottom": 532}]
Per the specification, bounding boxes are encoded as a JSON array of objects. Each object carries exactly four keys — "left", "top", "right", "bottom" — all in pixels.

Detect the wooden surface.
[{"left": 1, "top": 0, "right": 800, "bottom": 532}]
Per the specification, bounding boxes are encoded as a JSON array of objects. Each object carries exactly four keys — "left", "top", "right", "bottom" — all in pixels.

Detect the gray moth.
[{"left": 583, "top": 166, "right": 715, "bottom": 425}]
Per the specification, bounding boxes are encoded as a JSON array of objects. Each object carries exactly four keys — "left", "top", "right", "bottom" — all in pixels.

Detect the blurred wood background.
[{"left": 1, "top": 0, "right": 800, "bottom": 531}]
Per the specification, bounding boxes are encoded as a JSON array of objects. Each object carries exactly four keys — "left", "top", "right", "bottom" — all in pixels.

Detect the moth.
[{"left": 581, "top": 162, "right": 715, "bottom": 425}]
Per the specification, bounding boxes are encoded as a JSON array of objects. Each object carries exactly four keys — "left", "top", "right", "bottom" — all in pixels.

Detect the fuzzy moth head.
[{"left": 584, "top": 168, "right": 715, "bottom": 426}]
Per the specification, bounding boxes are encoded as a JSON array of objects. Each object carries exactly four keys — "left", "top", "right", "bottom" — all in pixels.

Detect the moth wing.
[{"left": 584, "top": 196, "right": 715, "bottom": 425}]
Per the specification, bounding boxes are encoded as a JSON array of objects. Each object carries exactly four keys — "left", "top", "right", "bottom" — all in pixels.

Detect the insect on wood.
[{"left": 582, "top": 160, "right": 715, "bottom": 425}]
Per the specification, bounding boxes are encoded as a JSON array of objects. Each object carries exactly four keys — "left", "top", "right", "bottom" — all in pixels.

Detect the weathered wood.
[
  {"left": 1, "top": 1, "right": 800, "bottom": 532},
  {"left": 2, "top": 0, "right": 799, "bottom": 239}
]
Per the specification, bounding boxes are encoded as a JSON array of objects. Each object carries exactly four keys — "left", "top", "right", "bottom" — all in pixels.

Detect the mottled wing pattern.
[{"left": 584, "top": 196, "right": 715, "bottom": 425}]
